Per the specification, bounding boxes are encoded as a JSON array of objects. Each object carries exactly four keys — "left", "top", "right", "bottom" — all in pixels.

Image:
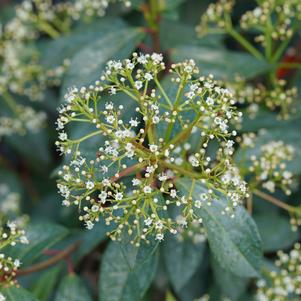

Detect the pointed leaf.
[
  {"left": 163, "top": 235, "right": 205, "bottom": 291},
  {"left": 6, "top": 222, "right": 68, "bottom": 265},
  {"left": 172, "top": 46, "right": 270, "bottom": 80},
  {"left": 61, "top": 27, "right": 145, "bottom": 100},
  {"left": 99, "top": 239, "right": 158, "bottom": 301},
  {"left": 0, "top": 287, "right": 38, "bottom": 301},
  {"left": 54, "top": 274, "right": 92, "bottom": 301},
  {"left": 176, "top": 177, "right": 263, "bottom": 277}
]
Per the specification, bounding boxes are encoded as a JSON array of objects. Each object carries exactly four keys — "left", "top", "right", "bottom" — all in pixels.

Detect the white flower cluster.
[
  {"left": 0, "top": 184, "right": 29, "bottom": 287},
  {"left": 229, "top": 77, "right": 297, "bottom": 120},
  {"left": 5, "top": 0, "right": 131, "bottom": 38},
  {"left": 248, "top": 141, "right": 295, "bottom": 195},
  {"left": 55, "top": 53, "right": 247, "bottom": 244},
  {"left": 240, "top": 0, "right": 301, "bottom": 44},
  {"left": 0, "top": 105, "right": 47, "bottom": 138},
  {"left": 256, "top": 243, "right": 301, "bottom": 301},
  {"left": 196, "top": 0, "right": 234, "bottom": 36},
  {"left": 1, "top": 0, "right": 128, "bottom": 138},
  {"left": 197, "top": 0, "right": 301, "bottom": 46}
]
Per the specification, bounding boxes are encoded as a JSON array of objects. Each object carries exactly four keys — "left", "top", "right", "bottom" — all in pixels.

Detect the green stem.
[
  {"left": 276, "top": 62, "right": 301, "bottom": 69},
  {"left": 228, "top": 29, "right": 264, "bottom": 61},
  {"left": 154, "top": 78, "right": 172, "bottom": 107},
  {"left": 2, "top": 91, "right": 20, "bottom": 115},
  {"left": 36, "top": 19, "right": 60, "bottom": 38},
  {"left": 71, "top": 130, "right": 104, "bottom": 144},
  {"left": 253, "top": 189, "right": 300, "bottom": 213},
  {"left": 161, "top": 161, "right": 202, "bottom": 179},
  {"left": 164, "top": 79, "right": 185, "bottom": 141}
]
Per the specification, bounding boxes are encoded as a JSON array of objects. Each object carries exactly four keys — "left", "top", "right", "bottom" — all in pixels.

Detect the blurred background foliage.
[{"left": 0, "top": 0, "right": 300, "bottom": 300}]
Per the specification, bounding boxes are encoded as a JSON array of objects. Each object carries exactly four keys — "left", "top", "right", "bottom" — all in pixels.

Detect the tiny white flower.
[
  {"left": 85, "top": 221, "right": 94, "bottom": 230},
  {"left": 86, "top": 181, "right": 95, "bottom": 190},
  {"left": 144, "top": 218, "right": 153, "bottom": 226},
  {"left": 206, "top": 97, "right": 214, "bottom": 106},
  {"left": 115, "top": 192, "right": 123, "bottom": 200},
  {"left": 129, "top": 118, "right": 139, "bottom": 127},
  {"left": 132, "top": 178, "right": 141, "bottom": 186},
  {"left": 149, "top": 144, "right": 158, "bottom": 153},
  {"left": 106, "top": 115, "right": 115, "bottom": 124},
  {"left": 14, "top": 259, "right": 21, "bottom": 268},
  {"left": 151, "top": 53, "right": 163, "bottom": 64},
  {"left": 155, "top": 233, "right": 164, "bottom": 241},
  {"left": 135, "top": 81, "right": 143, "bottom": 90},
  {"left": 143, "top": 186, "right": 152, "bottom": 194},
  {"left": 144, "top": 73, "right": 153, "bottom": 81}
]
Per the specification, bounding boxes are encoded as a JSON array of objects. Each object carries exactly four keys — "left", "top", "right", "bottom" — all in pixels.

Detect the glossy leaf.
[
  {"left": 176, "top": 178, "right": 263, "bottom": 277},
  {"left": 0, "top": 287, "right": 38, "bottom": 301},
  {"left": 54, "top": 274, "right": 92, "bottom": 301},
  {"left": 212, "top": 257, "right": 249, "bottom": 301},
  {"left": 171, "top": 46, "right": 270, "bottom": 80},
  {"left": 99, "top": 239, "right": 158, "bottom": 301},
  {"left": 39, "top": 18, "right": 125, "bottom": 68},
  {"left": 60, "top": 27, "right": 145, "bottom": 100},
  {"left": 30, "top": 265, "right": 62, "bottom": 301},
  {"left": 6, "top": 222, "right": 68, "bottom": 265},
  {"left": 74, "top": 219, "right": 112, "bottom": 262},
  {"left": 163, "top": 235, "right": 205, "bottom": 291},
  {"left": 254, "top": 212, "right": 299, "bottom": 252}
]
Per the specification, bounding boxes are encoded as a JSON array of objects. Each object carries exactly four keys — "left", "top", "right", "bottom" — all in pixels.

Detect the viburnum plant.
[
  {"left": 56, "top": 53, "right": 246, "bottom": 243},
  {"left": 0, "top": 0, "right": 301, "bottom": 301}
]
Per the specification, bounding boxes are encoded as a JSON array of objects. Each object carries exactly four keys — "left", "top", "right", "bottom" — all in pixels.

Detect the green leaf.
[
  {"left": 74, "top": 219, "right": 112, "bottom": 262},
  {"left": 60, "top": 27, "right": 145, "bottom": 100},
  {"left": 163, "top": 235, "right": 205, "bottom": 291},
  {"left": 0, "top": 287, "right": 38, "bottom": 301},
  {"left": 54, "top": 274, "right": 92, "bottom": 301},
  {"left": 30, "top": 265, "right": 62, "bottom": 301},
  {"left": 171, "top": 46, "right": 270, "bottom": 80},
  {"left": 6, "top": 222, "right": 68, "bottom": 265},
  {"left": 212, "top": 257, "right": 249, "bottom": 301},
  {"left": 240, "top": 107, "right": 301, "bottom": 132},
  {"left": 5, "top": 128, "right": 52, "bottom": 169},
  {"left": 176, "top": 178, "right": 263, "bottom": 277},
  {"left": 177, "top": 255, "right": 209, "bottom": 301},
  {"left": 160, "top": 19, "right": 223, "bottom": 49},
  {"left": 39, "top": 18, "right": 125, "bottom": 68},
  {"left": 0, "top": 168, "right": 23, "bottom": 195},
  {"left": 99, "top": 239, "right": 158, "bottom": 301},
  {"left": 254, "top": 212, "right": 298, "bottom": 252}
]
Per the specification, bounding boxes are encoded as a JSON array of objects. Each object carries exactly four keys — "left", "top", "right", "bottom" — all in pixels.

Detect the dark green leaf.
[
  {"left": 6, "top": 222, "right": 68, "bottom": 265},
  {"left": 176, "top": 178, "right": 263, "bottom": 277},
  {"left": 177, "top": 254, "right": 209, "bottom": 301},
  {"left": 54, "top": 274, "right": 92, "bottom": 301},
  {"left": 60, "top": 27, "right": 145, "bottom": 100},
  {"left": 0, "top": 287, "right": 38, "bottom": 301},
  {"left": 30, "top": 265, "right": 62, "bottom": 301},
  {"left": 39, "top": 18, "right": 125, "bottom": 68},
  {"left": 212, "top": 257, "right": 249, "bottom": 301},
  {"left": 99, "top": 239, "right": 158, "bottom": 301},
  {"left": 171, "top": 46, "right": 270, "bottom": 80},
  {"left": 160, "top": 19, "right": 223, "bottom": 49},
  {"left": 74, "top": 219, "right": 112, "bottom": 262},
  {"left": 163, "top": 235, "right": 205, "bottom": 291},
  {"left": 254, "top": 212, "right": 298, "bottom": 252}
]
